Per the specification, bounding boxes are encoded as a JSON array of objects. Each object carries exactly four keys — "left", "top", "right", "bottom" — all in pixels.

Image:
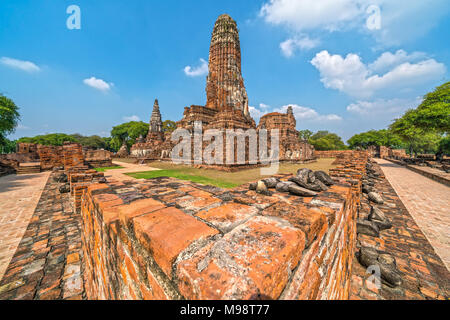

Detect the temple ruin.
[{"left": 131, "top": 14, "right": 315, "bottom": 166}]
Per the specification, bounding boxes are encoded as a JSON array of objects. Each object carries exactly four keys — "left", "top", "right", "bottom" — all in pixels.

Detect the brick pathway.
[
  {"left": 0, "top": 172, "right": 50, "bottom": 280},
  {"left": 351, "top": 160, "right": 450, "bottom": 300},
  {"left": 103, "top": 161, "right": 160, "bottom": 182},
  {"left": 375, "top": 158, "right": 450, "bottom": 271},
  {"left": 0, "top": 172, "right": 84, "bottom": 299}
]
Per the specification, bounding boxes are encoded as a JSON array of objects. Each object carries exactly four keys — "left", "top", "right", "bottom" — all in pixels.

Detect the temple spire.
[
  {"left": 149, "top": 99, "right": 162, "bottom": 133},
  {"left": 205, "top": 14, "right": 248, "bottom": 113}
]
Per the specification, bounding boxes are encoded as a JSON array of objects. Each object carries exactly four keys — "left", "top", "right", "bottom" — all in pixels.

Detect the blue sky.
[{"left": 1, "top": 0, "right": 449, "bottom": 142}]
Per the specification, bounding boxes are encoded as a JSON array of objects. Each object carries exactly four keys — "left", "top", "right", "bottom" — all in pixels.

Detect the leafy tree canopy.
[
  {"left": 411, "top": 81, "right": 450, "bottom": 134},
  {"left": 110, "top": 121, "right": 149, "bottom": 150},
  {"left": 17, "top": 133, "right": 77, "bottom": 146},
  {"left": 437, "top": 136, "right": 450, "bottom": 156},
  {"left": 70, "top": 134, "right": 108, "bottom": 150},
  {"left": 306, "top": 130, "right": 347, "bottom": 151},
  {"left": 347, "top": 129, "right": 404, "bottom": 150},
  {"left": 0, "top": 94, "right": 20, "bottom": 150},
  {"left": 163, "top": 120, "right": 177, "bottom": 133},
  {"left": 389, "top": 109, "right": 442, "bottom": 155},
  {"left": 298, "top": 129, "right": 313, "bottom": 141},
  {"left": 16, "top": 133, "right": 116, "bottom": 152},
  {"left": 0, "top": 137, "right": 16, "bottom": 154}
]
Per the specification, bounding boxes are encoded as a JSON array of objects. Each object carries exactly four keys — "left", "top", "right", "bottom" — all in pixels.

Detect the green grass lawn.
[
  {"left": 125, "top": 158, "right": 337, "bottom": 189},
  {"left": 94, "top": 165, "right": 124, "bottom": 172},
  {"left": 126, "top": 169, "right": 240, "bottom": 189}
]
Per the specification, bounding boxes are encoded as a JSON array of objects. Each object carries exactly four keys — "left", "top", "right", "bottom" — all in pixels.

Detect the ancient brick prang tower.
[
  {"left": 146, "top": 99, "right": 164, "bottom": 143},
  {"left": 178, "top": 14, "right": 255, "bottom": 131},
  {"left": 148, "top": 99, "right": 163, "bottom": 135},
  {"left": 130, "top": 99, "right": 174, "bottom": 159},
  {"left": 206, "top": 14, "right": 249, "bottom": 115},
  {"left": 131, "top": 14, "right": 314, "bottom": 165}
]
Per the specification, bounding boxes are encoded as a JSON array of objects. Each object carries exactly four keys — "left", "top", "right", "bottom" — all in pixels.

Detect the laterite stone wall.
[{"left": 79, "top": 151, "right": 369, "bottom": 300}]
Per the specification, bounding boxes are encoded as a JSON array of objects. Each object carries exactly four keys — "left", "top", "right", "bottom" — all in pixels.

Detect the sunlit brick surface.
[
  {"left": 0, "top": 172, "right": 50, "bottom": 281},
  {"left": 375, "top": 158, "right": 450, "bottom": 271}
]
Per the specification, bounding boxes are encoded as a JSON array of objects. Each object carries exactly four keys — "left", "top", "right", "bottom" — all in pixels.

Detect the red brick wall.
[
  {"left": 391, "top": 149, "right": 407, "bottom": 159},
  {"left": 63, "top": 143, "right": 84, "bottom": 169},
  {"left": 37, "top": 145, "right": 64, "bottom": 170},
  {"left": 78, "top": 151, "right": 369, "bottom": 300},
  {"left": 379, "top": 146, "right": 390, "bottom": 159},
  {"left": 68, "top": 170, "right": 104, "bottom": 212}
]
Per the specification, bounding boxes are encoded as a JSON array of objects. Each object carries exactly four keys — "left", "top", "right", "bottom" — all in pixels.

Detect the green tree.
[
  {"left": 411, "top": 81, "right": 450, "bottom": 134},
  {"left": 162, "top": 120, "right": 177, "bottom": 133},
  {"left": 298, "top": 129, "right": 313, "bottom": 141},
  {"left": 437, "top": 136, "right": 450, "bottom": 156},
  {"left": 17, "top": 133, "right": 77, "bottom": 146},
  {"left": 101, "top": 137, "right": 115, "bottom": 152},
  {"left": 110, "top": 121, "right": 149, "bottom": 149},
  {"left": 347, "top": 129, "right": 404, "bottom": 149},
  {"left": 0, "top": 137, "right": 16, "bottom": 153},
  {"left": 308, "top": 131, "right": 347, "bottom": 151},
  {"left": 0, "top": 94, "right": 20, "bottom": 150},
  {"left": 390, "top": 109, "right": 441, "bottom": 156},
  {"left": 70, "top": 134, "right": 107, "bottom": 149}
]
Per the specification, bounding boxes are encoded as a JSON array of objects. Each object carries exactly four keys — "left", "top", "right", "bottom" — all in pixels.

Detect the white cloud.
[
  {"left": 249, "top": 106, "right": 266, "bottom": 120},
  {"left": 346, "top": 97, "right": 422, "bottom": 116},
  {"left": 280, "top": 36, "right": 320, "bottom": 57},
  {"left": 260, "top": 0, "right": 450, "bottom": 46},
  {"left": 260, "top": 0, "right": 364, "bottom": 32},
  {"left": 310, "top": 50, "right": 446, "bottom": 99},
  {"left": 368, "top": 50, "right": 427, "bottom": 73},
  {"left": 17, "top": 124, "right": 31, "bottom": 130},
  {"left": 0, "top": 57, "right": 40, "bottom": 72},
  {"left": 184, "top": 58, "right": 208, "bottom": 77},
  {"left": 371, "top": 0, "right": 450, "bottom": 46},
  {"left": 83, "top": 77, "right": 113, "bottom": 92},
  {"left": 250, "top": 103, "right": 342, "bottom": 123},
  {"left": 123, "top": 115, "right": 141, "bottom": 122},
  {"left": 276, "top": 104, "right": 342, "bottom": 121}
]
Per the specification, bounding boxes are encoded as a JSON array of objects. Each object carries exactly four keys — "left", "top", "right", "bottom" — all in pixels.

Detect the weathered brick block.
[
  {"left": 195, "top": 202, "right": 258, "bottom": 233},
  {"left": 261, "top": 202, "right": 327, "bottom": 246},
  {"left": 176, "top": 216, "right": 306, "bottom": 299},
  {"left": 133, "top": 207, "right": 219, "bottom": 278}
]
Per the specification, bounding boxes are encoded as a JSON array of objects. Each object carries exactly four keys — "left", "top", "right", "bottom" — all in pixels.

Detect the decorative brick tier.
[{"left": 78, "top": 151, "right": 370, "bottom": 300}]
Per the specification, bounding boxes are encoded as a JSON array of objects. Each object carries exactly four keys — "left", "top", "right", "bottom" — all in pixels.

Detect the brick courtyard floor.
[
  {"left": 0, "top": 172, "right": 50, "bottom": 280},
  {"left": 0, "top": 172, "right": 84, "bottom": 299},
  {"left": 375, "top": 158, "right": 450, "bottom": 271},
  {"left": 103, "top": 160, "right": 160, "bottom": 182}
]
